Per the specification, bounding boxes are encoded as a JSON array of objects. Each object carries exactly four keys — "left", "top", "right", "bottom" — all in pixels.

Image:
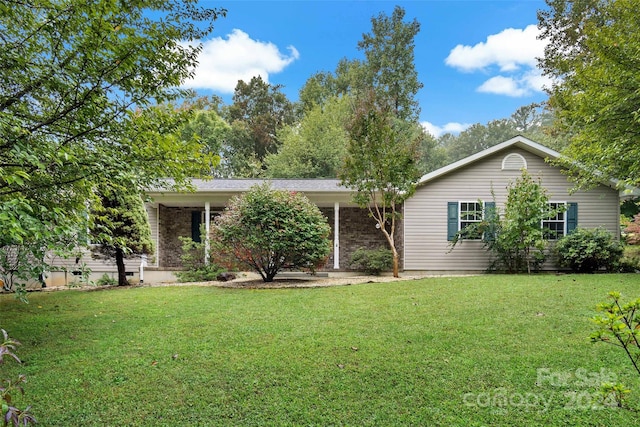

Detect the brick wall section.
[
  {"left": 158, "top": 205, "right": 194, "bottom": 268},
  {"left": 319, "top": 208, "right": 335, "bottom": 269},
  {"left": 157, "top": 204, "right": 404, "bottom": 271},
  {"left": 333, "top": 207, "right": 403, "bottom": 271}
]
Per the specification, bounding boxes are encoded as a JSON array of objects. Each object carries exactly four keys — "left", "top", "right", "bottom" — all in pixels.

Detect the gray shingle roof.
[{"left": 160, "top": 178, "right": 351, "bottom": 193}]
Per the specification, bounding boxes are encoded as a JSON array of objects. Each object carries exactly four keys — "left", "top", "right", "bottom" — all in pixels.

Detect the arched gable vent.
[{"left": 502, "top": 153, "right": 527, "bottom": 170}]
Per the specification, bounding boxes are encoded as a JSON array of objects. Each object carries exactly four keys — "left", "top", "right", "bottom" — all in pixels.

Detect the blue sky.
[{"left": 185, "top": 0, "right": 550, "bottom": 137}]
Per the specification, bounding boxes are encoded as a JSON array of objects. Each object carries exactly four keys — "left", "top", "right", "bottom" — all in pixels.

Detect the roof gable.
[{"left": 418, "top": 135, "right": 560, "bottom": 186}]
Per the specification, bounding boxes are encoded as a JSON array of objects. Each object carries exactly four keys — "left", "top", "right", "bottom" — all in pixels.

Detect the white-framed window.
[
  {"left": 459, "top": 201, "right": 484, "bottom": 240},
  {"left": 448, "top": 201, "right": 495, "bottom": 241},
  {"left": 448, "top": 200, "right": 576, "bottom": 242},
  {"left": 543, "top": 202, "right": 566, "bottom": 240}
]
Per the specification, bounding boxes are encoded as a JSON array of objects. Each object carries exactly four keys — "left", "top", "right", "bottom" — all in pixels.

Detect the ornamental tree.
[
  {"left": 213, "top": 184, "right": 331, "bottom": 282},
  {"left": 90, "top": 186, "right": 154, "bottom": 286},
  {"left": 492, "top": 172, "right": 563, "bottom": 273},
  {"left": 339, "top": 92, "right": 421, "bottom": 277}
]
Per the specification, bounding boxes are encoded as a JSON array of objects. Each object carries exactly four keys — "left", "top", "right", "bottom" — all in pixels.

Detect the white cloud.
[
  {"left": 445, "top": 24, "right": 548, "bottom": 98},
  {"left": 477, "top": 70, "right": 553, "bottom": 97},
  {"left": 182, "top": 29, "right": 300, "bottom": 92},
  {"left": 422, "top": 121, "right": 471, "bottom": 138},
  {"left": 522, "top": 69, "right": 553, "bottom": 93},
  {"left": 445, "top": 24, "right": 544, "bottom": 72},
  {"left": 478, "top": 76, "right": 527, "bottom": 97}
]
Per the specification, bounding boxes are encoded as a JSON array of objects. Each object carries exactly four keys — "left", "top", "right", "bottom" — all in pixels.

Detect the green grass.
[{"left": 2, "top": 274, "right": 640, "bottom": 426}]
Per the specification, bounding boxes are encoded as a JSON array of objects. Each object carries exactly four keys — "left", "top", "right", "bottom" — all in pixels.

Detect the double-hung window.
[
  {"left": 448, "top": 200, "right": 576, "bottom": 242},
  {"left": 459, "top": 202, "right": 483, "bottom": 239},
  {"left": 448, "top": 201, "right": 494, "bottom": 241},
  {"left": 543, "top": 202, "right": 566, "bottom": 239}
]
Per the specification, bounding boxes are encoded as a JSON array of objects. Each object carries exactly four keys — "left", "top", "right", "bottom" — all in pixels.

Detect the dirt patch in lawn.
[
  {"left": 143, "top": 272, "right": 434, "bottom": 289},
  {"left": 37, "top": 272, "right": 469, "bottom": 292}
]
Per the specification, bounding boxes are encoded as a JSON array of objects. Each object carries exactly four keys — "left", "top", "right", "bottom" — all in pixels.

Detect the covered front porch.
[{"left": 146, "top": 179, "right": 400, "bottom": 275}]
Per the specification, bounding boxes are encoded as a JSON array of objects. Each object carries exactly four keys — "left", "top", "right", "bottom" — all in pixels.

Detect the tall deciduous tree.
[
  {"left": 180, "top": 108, "right": 231, "bottom": 177},
  {"left": 413, "top": 122, "right": 446, "bottom": 175},
  {"left": 338, "top": 6, "right": 423, "bottom": 277},
  {"left": 298, "top": 59, "right": 368, "bottom": 112},
  {"left": 221, "top": 121, "right": 264, "bottom": 178},
  {"left": 538, "top": 0, "right": 640, "bottom": 187},
  {"left": 340, "top": 93, "right": 421, "bottom": 277},
  {"left": 0, "top": 0, "right": 224, "bottom": 282},
  {"left": 511, "top": 103, "right": 542, "bottom": 133},
  {"left": 225, "top": 76, "right": 295, "bottom": 170},
  {"left": 441, "top": 119, "right": 517, "bottom": 163},
  {"left": 358, "top": 5, "right": 423, "bottom": 121},
  {"left": 90, "top": 186, "right": 154, "bottom": 286},
  {"left": 265, "top": 96, "right": 351, "bottom": 178}
]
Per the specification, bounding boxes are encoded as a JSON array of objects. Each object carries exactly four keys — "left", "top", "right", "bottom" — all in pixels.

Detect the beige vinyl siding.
[
  {"left": 404, "top": 147, "right": 619, "bottom": 271},
  {"left": 48, "top": 205, "right": 159, "bottom": 273},
  {"left": 48, "top": 248, "right": 142, "bottom": 273}
]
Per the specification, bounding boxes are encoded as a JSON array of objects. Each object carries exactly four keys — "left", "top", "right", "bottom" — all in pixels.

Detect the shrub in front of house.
[
  {"left": 176, "top": 227, "right": 224, "bottom": 283},
  {"left": 213, "top": 183, "right": 331, "bottom": 282},
  {"left": 349, "top": 247, "right": 393, "bottom": 275},
  {"left": 619, "top": 246, "right": 640, "bottom": 272},
  {"left": 96, "top": 273, "right": 117, "bottom": 287},
  {"left": 555, "top": 227, "right": 623, "bottom": 273}
]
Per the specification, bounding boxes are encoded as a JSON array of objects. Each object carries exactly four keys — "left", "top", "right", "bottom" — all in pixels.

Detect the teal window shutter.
[
  {"left": 191, "top": 211, "right": 202, "bottom": 243},
  {"left": 484, "top": 202, "right": 496, "bottom": 241},
  {"left": 567, "top": 203, "right": 578, "bottom": 234},
  {"left": 447, "top": 202, "right": 458, "bottom": 241}
]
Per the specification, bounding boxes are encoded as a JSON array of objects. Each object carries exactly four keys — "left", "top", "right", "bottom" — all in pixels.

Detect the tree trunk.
[
  {"left": 392, "top": 249, "right": 399, "bottom": 278},
  {"left": 115, "top": 247, "right": 127, "bottom": 286},
  {"left": 382, "top": 229, "right": 399, "bottom": 278}
]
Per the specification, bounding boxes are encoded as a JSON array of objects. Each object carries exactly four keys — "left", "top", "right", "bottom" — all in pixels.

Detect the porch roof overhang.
[{"left": 146, "top": 178, "right": 358, "bottom": 208}]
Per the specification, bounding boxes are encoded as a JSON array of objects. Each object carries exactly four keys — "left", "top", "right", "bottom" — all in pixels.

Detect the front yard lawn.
[{"left": 1, "top": 274, "right": 639, "bottom": 426}]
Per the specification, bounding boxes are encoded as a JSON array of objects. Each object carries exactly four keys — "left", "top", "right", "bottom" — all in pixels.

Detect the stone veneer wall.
[
  {"left": 158, "top": 204, "right": 404, "bottom": 271},
  {"left": 158, "top": 205, "right": 195, "bottom": 268},
  {"left": 319, "top": 208, "right": 335, "bottom": 269}
]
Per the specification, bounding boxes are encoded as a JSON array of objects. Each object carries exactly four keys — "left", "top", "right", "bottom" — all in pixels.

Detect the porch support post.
[
  {"left": 204, "top": 201, "right": 211, "bottom": 265},
  {"left": 334, "top": 202, "right": 340, "bottom": 269}
]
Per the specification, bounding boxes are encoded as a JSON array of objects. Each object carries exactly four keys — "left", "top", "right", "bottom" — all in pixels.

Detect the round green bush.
[
  {"left": 555, "top": 227, "right": 623, "bottom": 273},
  {"left": 349, "top": 247, "right": 393, "bottom": 275},
  {"left": 214, "top": 183, "right": 331, "bottom": 282}
]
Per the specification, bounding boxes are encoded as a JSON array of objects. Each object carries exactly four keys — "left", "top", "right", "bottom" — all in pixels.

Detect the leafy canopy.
[
  {"left": 90, "top": 185, "right": 154, "bottom": 286},
  {"left": 0, "top": 0, "right": 224, "bottom": 261},
  {"left": 538, "top": 0, "right": 640, "bottom": 187},
  {"left": 265, "top": 96, "right": 351, "bottom": 178},
  {"left": 224, "top": 76, "right": 295, "bottom": 174}
]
